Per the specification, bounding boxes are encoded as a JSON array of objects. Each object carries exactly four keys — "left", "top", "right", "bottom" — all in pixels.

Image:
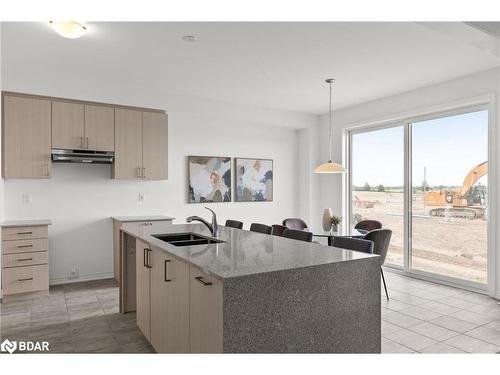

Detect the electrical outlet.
[
  {"left": 22, "top": 193, "right": 31, "bottom": 204},
  {"left": 67, "top": 267, "right": 80, "bottom": 280},
  {"left": 138, "top": 193, "right": 145, "bottom": 203}
]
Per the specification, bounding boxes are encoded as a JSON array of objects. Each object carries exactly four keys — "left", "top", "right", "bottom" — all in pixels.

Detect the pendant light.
[{"left": 313, "top": 79, "right": 346, "bottom": 174}]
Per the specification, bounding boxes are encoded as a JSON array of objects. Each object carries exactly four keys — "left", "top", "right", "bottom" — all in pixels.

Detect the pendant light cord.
[{"left": 328, "top": 79, "right": 333, "bottom": 162}]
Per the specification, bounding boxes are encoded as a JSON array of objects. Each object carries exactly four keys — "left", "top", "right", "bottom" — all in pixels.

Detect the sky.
[{"left": 352, "top": 110, "right": 488, "bottom": 187}]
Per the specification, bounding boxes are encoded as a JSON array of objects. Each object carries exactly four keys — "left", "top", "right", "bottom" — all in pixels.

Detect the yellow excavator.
[{"left": 425, "top": 161, "right": 487, "bottom": 220}]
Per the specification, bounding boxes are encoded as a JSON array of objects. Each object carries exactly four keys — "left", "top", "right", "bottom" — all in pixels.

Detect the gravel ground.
[{"left": 353, "top": 191, "right": 487, "bottom": 284}]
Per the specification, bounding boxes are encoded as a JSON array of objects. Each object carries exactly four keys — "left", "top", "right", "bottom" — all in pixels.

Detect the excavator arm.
[{"left": 458, "top": 161, "right": 487, "bottom": 198}]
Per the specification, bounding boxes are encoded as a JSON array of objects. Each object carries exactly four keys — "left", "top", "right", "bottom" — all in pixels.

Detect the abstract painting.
[
  {"left": 188, "top": 156, "right": 231, "bottom": 203},
  {"left": 235, "top": 158, "right": 273, "bottom": 202}
]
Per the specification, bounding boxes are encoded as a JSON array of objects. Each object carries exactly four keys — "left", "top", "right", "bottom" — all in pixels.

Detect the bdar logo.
[{"left": 1, "top": 339, "right": 17, "bottom": 354}]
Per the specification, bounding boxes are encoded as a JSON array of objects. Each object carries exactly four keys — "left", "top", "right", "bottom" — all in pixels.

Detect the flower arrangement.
[{"left": 330, "top": 215, "right": 343, "bottom": 226}]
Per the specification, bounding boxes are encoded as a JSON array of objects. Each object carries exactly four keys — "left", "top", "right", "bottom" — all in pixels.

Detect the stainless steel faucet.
[{"left": 186, "top": 207, "right": 218, "bottom": 237}]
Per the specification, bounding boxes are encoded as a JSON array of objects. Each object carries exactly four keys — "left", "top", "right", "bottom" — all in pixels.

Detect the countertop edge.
[
  {"left": 1, "top": 220, "right": 52, "bottom": 228},
  {"left": 111, "top": 215, "right": 175, "bottom": 222}
]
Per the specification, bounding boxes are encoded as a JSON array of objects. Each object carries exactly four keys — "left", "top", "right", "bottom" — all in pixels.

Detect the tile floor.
[
  {"left": 0, "top": 279, "right": 153, "bottom": 353},
  {"left": 1, "top": 273, "right": 499, "bottom": 353},
  {"left": 381, "top": 271, "right": 500, "bottom": 353}
]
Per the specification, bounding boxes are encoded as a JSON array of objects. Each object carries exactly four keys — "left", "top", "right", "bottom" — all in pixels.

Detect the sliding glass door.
[
  {"left": 410, "top": 110, "right": 488, "bottom": 284},
  {"left": 349, "top": 106, "right": 489, "bottom": 288},
  {"left": 350, "top": 125, "right": 404, "bottom": 267}
]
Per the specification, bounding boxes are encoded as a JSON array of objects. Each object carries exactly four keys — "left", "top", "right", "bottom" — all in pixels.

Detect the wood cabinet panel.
[
  {"left": 1, "top": 226, "right": 49, "bottom": 241},
  {"left": 52, "top": 100, "right": 84, "bottom": 149},
  {"left": 114, "top": 108, "right": 143, "bottom": 179},
  {"left": 150, "top": 247, "right": 190, "bottom": 353},
  {"left": 2, "top": 239, "right": 49, "bottom": 254},
  {"left": 136, "top": 239, "right": 151, "bottom": 341},
  {"left": 142, "top": 112, "right": 168, "bottom": 180},
  {"left": 84, "top": 105, "right": 115, "bottom": 151},
  {"left": 2, "top": 251, "right": 49, "bottom": 268},
  {"left": 189, "top": 265, "right": 223, "bottom": 353},
  {"left": 2, "top": 95, "right": 51, "bottom": 178},
  {"left": 2, "top": 264, "right": 49, "bottom": 295}
]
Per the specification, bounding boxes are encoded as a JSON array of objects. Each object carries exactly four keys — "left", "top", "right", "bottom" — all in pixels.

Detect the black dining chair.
[
  {"left": 355, "top": 219, "right": 382, "bottom": 232},
  {"left": 362, "top": 229, "right": 393, "bottom": 301},
  {"left": 225, "top": 219, "right": 243, "bottom": 229},
  {"left": 282, "top": 218, "right": 308, "bottom": 230},
  {"left": 331, "top": 236, "right": 374, "bottom": 254},
  {"left": 249, "top": 223, "right": 273, "bottom": 235},
  {"left": 271, "top": 224, "right": 287, "bottom": 237},
  {"left": 283, "top": 229, "right": 313, "bottom": 242}
]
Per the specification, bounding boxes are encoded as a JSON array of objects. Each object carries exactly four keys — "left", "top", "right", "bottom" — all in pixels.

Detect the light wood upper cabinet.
[
  {"left": 189, "top": 265, "right": 223, "bottom": 353},
  {"left": 114, "top": 109, "right": 168, "bottom": 180},
  {"left": 84, "top": 105, "right": 115, "bottom": 151},
  {"left": 150, "top": 247, "right": 190, "bottom": 353},
  {"left": 114, "top": 108, "right": 143, "bottom": 179},
  {"left": 2, "top": 95, "right": 51, "bottom": 178},
  {"left": 136, "top": 239, "right": 151, "bottom": 341},
  {"left": 52, "top": 100, "right": 85, "bottom": 149},
  {"left": 142, "top": 112, "right": 168, "bottom": 180}
]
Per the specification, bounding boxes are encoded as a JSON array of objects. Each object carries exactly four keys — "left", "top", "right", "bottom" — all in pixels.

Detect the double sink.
[{"left": 153, "top": 232, "right": 225, "bottom": 247}]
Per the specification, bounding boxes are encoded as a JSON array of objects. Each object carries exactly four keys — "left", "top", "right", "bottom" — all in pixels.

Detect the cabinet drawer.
[
  {"left": 2, "top": 251, "right": 48, "bottom": 268},
  {"left": 2, "top": 226, "right": 48, "bottom": 241},
  {"left": 2, "top": 239, "right": 49, "bottom": 254},
  {"left": 2, "top": 264, "right": 49, "bottom": 295}
]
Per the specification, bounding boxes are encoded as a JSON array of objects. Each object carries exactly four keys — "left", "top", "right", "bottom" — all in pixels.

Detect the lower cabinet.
[
  {"left": 136, "top": 239, "right": 151, "bottom": 341},
  {"left": 135, "top": 244, "right": 223, "bottom": 353},
  {"left": 150, "top": 247, "right": 190, "bottom": 353},
  {"left": 189, "top": 265, "right": 223, "bottom": 353}
]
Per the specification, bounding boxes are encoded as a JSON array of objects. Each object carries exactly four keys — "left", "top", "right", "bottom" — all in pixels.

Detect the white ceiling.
[{"left": 2, "top": 22, "right": 500, "bottom": 115}]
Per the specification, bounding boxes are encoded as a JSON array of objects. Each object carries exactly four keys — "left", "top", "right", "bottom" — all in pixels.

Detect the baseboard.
[{"left": 49, "top": 271, "right": 115, "bottom": 286}]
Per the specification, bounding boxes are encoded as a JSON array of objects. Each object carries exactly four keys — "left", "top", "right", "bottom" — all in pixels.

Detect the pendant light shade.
[
  {"left": 314, "top": 79, "right": 345, "bottom": 174},
  {"left": 49, "top": 21, "right": 87, "bottom": 39},
  {"left": 314, "top": 160, "right": 345, "bottom": 173}
]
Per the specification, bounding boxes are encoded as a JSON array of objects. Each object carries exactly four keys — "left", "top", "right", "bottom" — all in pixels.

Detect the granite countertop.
[
  {"left": 0, "top": 219, "right": 52, "bottom": 228},
  {"left": 121, "top": 222, "right": 378, "bottom": 280},
  {"left": 111, "top": 215, "right": 175, "bottom": 222}
]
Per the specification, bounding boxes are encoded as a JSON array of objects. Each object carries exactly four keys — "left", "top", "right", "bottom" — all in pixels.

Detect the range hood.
[{"left": 52, "top": 149, "right": 114, "bottom": 164}]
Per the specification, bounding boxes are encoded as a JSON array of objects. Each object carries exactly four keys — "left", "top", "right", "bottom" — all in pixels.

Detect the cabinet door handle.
[
  {"left": 146, "top": 249, "right": 152, "bottom": 268},
  {"left": 18, "top": 277, "right": 34, "bottom": 282},
  {"left": 17, "top": 244, "right": 33, "bottom": 248},
  {"left": 194, "top": 276, "right": 212, "bottom": 286},
  {"left": 17, "top": 258, "right": 33, "bottom": 261},
  {"left": 137, "top": 167, "right": 142, "bottom": 178},
  {"left": 17, "top": 231, "right": 33, "bottom": 235},
  {"left": 80, "top": 136, "right": 84, "bottom": 148},
  {"left": 143, "top": 248, "right": 147, "bottom": 268},
  {"left": 44, "top": 163, "right": 50, "bottom": 177},
  {"left": 164, "top": 260, "right": 172, "bottom": 282},
  {"left": 86, "top": 137, "right": 89, "bottom": 149},
  {"left": 142, "top": 167, "right": 146, "bottom": 179}
]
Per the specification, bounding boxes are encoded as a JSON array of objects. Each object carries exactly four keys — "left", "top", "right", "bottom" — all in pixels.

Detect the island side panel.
[
  {"left": 222, "top": 257, "right": 381, "bottom": 353},
  {"left": 119, "top": 231, "right": 137, "bottom": 313}
]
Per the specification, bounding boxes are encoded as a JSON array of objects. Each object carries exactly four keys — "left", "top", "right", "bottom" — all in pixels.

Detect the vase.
[
  {"left": 322, "top": 208, "right": 333, "bottom": 232},
  {"left": 331, "top": 224, "right": 338, "bottom": 233}
]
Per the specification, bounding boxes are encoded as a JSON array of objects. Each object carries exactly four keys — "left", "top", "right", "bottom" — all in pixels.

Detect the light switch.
[{"left": 138, "top": 193, "right": 145, "bottom": 203}]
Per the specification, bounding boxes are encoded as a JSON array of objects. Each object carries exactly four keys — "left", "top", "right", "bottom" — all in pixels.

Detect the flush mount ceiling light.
[
  {"left": 181, "top": 35, "right": 198, "bottom": 42},
  {"left": 49, "top": 21, "right": 87, "bottom": 39},
  {"left": 313, "top": 79, "right": 346, "bottom": 174}
]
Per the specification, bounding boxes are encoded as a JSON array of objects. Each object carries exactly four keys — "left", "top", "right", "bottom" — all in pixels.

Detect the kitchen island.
[{"left": 119, "top": 222, "right": 381, "bottom": 353}]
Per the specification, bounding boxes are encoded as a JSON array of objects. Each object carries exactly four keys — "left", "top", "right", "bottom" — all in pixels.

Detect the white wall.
[
  {"left": 313, "top": 67, "right": 500, "bottom": 297},
  {"left": 2, "top": 111, "right": 302, "bottom": 284}
]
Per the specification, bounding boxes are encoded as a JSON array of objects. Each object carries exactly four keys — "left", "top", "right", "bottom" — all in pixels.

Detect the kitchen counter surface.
[
  {"left": 0, "top": 219, "right": 52, "bottom": 227},
  {"left": 111, "top": 215, "right": 175, "bottom": 222},
  {"left": 120, "top": 222, "right": 378, "bottom": 280}
]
